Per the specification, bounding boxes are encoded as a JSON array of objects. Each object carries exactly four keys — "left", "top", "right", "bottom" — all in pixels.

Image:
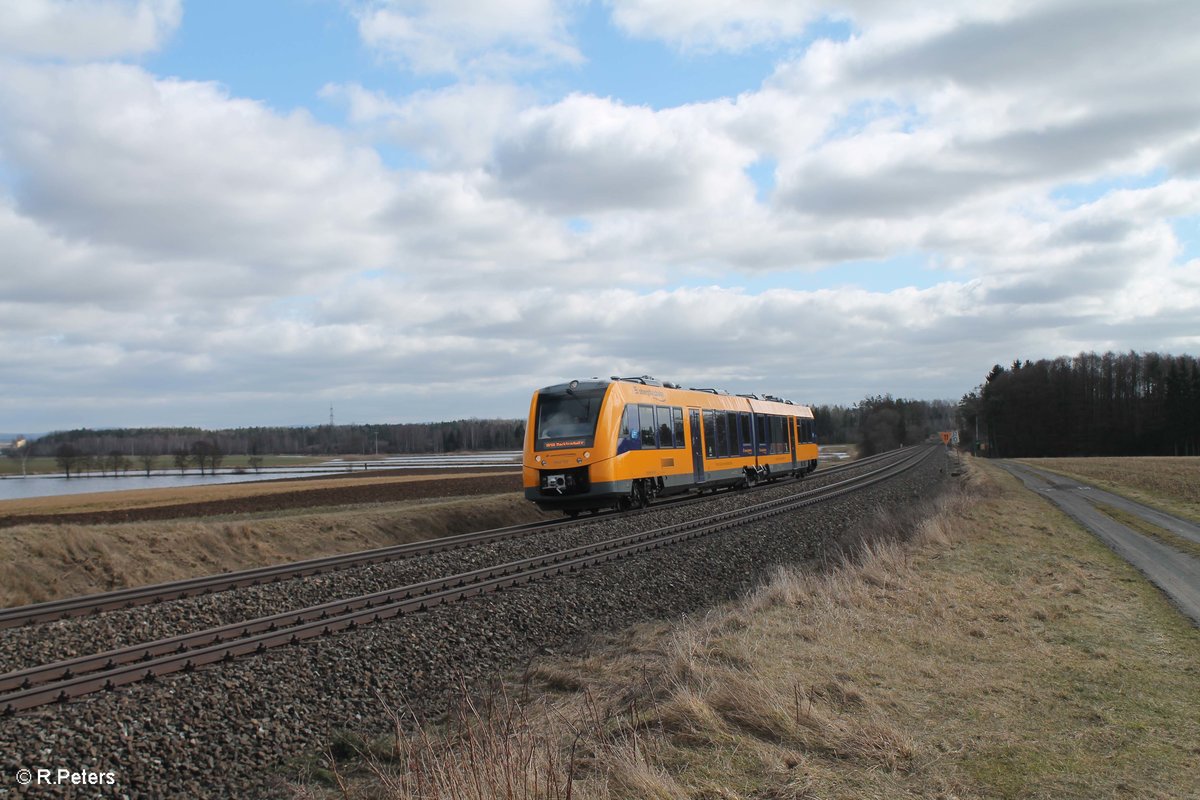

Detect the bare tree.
[{"left": 55, "top": 443, "right": 81, "bottom": 478}]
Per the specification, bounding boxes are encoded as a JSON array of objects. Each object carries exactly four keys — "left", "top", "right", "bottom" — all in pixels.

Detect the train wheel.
[{"left": 565, "top": 509, "right": 580, "bottom": 518}]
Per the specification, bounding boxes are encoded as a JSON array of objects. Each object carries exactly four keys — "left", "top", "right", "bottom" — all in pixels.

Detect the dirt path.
[{"left": 1001, "top": 461, "right": 1200, "bottom": 626}]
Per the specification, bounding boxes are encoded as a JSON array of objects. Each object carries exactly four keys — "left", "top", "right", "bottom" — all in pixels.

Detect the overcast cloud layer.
[{"left": 1, "top": 0, "right": 1198, "bottom": 431}]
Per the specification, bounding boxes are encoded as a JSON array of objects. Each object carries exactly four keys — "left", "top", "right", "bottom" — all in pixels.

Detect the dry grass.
[
  {"left": 0, "top": 493, "right": 546, "bottom": 607},
  {"left": 300, "top": 457, "right": 1200, "bottom": 800},
  {"left": 1019, "top": 456, "right": 1200, "bottom": 523}
]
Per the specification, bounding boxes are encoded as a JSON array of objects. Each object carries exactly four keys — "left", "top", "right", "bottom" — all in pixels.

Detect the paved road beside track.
[{"left": 1000, "top": 461, "right": 1200, "bottom": 627}]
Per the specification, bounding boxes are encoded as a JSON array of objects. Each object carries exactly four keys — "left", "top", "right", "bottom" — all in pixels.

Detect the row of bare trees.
[
  {"left": 31, "top": 418, "right": 527, "bottom": 464},
  {"left": 53, "top": 441, "right": 227, "bottom": 478}
]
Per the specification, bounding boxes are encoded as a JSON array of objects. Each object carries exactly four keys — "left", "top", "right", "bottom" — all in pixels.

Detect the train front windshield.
[{"left": 535, "top": 387, "right": 606, "bottom": 449}]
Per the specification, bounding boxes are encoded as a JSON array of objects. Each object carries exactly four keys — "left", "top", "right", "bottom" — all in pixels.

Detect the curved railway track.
[
  {"left": 0, "top": 448, "right": 903, "bottom": 630},
  {"left": 0, "top": 446, "right": 933, "bottom": 714}
]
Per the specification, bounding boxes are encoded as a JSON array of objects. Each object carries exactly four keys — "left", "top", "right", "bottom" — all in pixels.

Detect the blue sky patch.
[
  {"left": 563, "top": 2, "right": 780, "bottom": 107},
  {"left": 1050, "top": 167, "right": 1168, "bottom": 210},
  {"left": 1174, "top": 215, "right": 1199, "bottom": 263},
  {"left": 745, "top": 157, "right": 777, "bottom": 201}
]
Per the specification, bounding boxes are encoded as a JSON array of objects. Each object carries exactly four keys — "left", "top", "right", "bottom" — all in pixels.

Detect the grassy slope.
[
  {"left": 305, "top": 458, "right": 1200, "bottom": 799},
  {"left": 0, "top": 494, "right": 547, "bottom": 607}
]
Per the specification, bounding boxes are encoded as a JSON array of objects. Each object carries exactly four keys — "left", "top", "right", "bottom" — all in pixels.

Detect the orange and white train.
[{"left": 523, "top": 376, "right": 818, "bottom": 514}]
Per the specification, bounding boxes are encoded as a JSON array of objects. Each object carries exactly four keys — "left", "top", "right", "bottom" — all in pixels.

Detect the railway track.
[
  {"left": 0, "top": 445, "right": 933, "bottom": 714},
  {"left": 0, "top": 448, "right": 904, "bottom": 630}
]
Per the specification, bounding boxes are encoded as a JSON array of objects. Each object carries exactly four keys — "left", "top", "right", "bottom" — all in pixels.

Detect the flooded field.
[{"left": 0, "top": 452, "right": 521, "bottom": 502}]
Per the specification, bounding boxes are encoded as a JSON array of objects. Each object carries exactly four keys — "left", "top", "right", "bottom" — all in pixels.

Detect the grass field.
[
  {"left": 1016, "top": 456, "right": 1200, "bottom": 523},
  {"left": 300, "top": 458, "right": 1200, "bottom": 799}
]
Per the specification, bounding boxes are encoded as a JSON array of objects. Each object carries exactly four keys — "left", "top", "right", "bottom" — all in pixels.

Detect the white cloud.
[
  {"left": 490, "top": 94, "right": 758, "bottom": 214},
  {"left": 0, "top": 0, "right": 180, "bottom": 60},
  {"left": 0, "top": 63, "right": 399, "bottom": 291},
  {"left": 322, "top": 81, "right": 529, "bottom": 169},
  {"left": 354, "top": 0, "right": 582, "bottom": 75},
  {"left": 608, "top": 0, "right": 826, "bottom": 52}
]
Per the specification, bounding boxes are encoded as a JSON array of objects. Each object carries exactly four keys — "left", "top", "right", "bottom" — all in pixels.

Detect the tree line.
[
  {"left": 958, "top": 351, "right": 1200, "bottom": 458},
  {"left": 811, "top": 398, "right": 957, "bottom": 456},
  {"left": 22, "top": 419, "right": 528, "bottom": 466}
]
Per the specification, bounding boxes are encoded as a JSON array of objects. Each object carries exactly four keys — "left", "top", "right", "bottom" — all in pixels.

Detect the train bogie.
[{"left": 523, "top": 377, "right": 818, "bottom": 513}]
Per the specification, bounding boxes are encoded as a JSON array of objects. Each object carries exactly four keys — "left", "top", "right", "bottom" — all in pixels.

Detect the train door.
[
  {"left": 689, "top": 408, "right": 704, "bottom": 483},
  {"left": 790, "top": 418, "right": 798, "bottom": 472}
]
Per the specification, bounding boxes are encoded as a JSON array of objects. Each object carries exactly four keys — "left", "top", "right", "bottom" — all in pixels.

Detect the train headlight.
[
  {"left": 584, "top": 451, "right": 590, "bottom": 459},
  {"left": 534, "top": 455, "right": 543, "bottom": 464}
]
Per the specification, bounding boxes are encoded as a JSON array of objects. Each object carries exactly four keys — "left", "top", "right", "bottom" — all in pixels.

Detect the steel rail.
[
  {"left": 0, "top": 446, "right": 933, "bottom": 714},
  {"left": 0, "top": 448, "right": 905, "bottom": 629}
]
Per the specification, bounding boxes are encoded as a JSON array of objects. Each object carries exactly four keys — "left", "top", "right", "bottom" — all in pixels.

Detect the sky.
[{"left": 1, "top": 0, "right": 1198, "bottom": 432}]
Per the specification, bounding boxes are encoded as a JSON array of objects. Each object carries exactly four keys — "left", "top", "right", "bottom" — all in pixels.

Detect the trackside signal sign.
[{"left": 939, "top": 431, "right": 953, "bottom": 445}]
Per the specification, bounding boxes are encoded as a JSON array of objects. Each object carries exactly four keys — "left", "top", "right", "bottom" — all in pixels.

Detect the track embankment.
[{"left": 0, "top": 448, "right": 951, "bottom": 799}]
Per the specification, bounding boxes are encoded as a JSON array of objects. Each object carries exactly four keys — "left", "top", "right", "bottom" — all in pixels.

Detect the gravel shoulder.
[{"left": 1000, "top": 461, "right": 1200, "bottom": 626}]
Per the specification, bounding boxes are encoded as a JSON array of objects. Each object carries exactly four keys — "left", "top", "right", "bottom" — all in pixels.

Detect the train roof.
[{"left": 537, "top": 376, "right": 812, "bottom": 415}]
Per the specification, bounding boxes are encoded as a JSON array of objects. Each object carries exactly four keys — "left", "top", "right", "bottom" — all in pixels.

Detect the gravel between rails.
[
  {"left": 0, "top": 456, "right": 902, "bottom": 676},
  {"left": 0, "top": 450, "right": 949, "bottom": 799}
]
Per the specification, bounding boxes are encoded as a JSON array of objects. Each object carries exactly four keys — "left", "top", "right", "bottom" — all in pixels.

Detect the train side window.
[
  {"left": 618, "top": 404, "right": 641, "bottom": 453},
  {"left": 639, "top": 404, "right": 658, "bottom": 448},
  {"left": 727, "top": 412, "right": 740, "bottom": 458},
  {"left": 739, "top": 413, "right": 752, "bottom": 456},
  {"left": 656, "top": 406, "right": 674, "bottom": 448},
  {"left": 703, "top": 410, "right": 717, "bottom": 458},
  {"left": 672, "top": 407, "right": 685, "bottom": 448},
  {"left": 716, "top": 411, "right": 730, "bottom": 458},
  {"left": 755, "top": 414, "right": 767, "bottom": 455}
]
